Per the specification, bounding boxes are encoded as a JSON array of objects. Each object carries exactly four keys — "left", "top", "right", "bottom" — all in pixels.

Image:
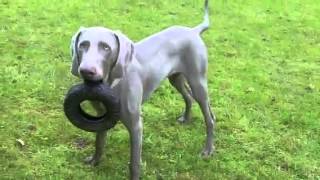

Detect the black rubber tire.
[{"left": 63, "top": 82, "right": 120, "bottom": 132}]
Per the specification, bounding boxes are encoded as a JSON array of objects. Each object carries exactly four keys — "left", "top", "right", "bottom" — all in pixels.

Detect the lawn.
[{"left": 0, "top": 0, "right": 319, "bottom": 179}]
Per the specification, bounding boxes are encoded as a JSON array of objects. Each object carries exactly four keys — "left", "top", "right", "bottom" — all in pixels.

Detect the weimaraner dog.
[{"left": 70, "top": 0, "right": 215, "bottom": 179}]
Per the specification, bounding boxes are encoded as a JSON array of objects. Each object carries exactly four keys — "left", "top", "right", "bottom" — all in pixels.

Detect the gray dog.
[{"left": 70, "top": 0, "right": 215, "bottom": 179}]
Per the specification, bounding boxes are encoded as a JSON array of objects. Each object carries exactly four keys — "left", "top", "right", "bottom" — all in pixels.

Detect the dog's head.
[{"left": 70, "top": 27, "right": 134, "bottom": 82}]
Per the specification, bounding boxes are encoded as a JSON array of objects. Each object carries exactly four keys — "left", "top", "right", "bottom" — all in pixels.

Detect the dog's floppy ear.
[
  {"left": 70, "top": 27, "right": 85, "bottom": 77},
  {"left": 111, "top": 31, "right": 134, "bottom": 79}
]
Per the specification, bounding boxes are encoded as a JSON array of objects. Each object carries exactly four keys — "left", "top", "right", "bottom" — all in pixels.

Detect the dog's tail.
[{"left": 194, "top": 0, "right": 210, "bottom": 34}]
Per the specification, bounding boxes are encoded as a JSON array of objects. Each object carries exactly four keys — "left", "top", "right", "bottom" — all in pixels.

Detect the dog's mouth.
[
  {"left": 83, "top": 79, "right": 103, "bottom": 85},
  {"left": 80, "top": 75, "right": 104, "bottom": 83}
]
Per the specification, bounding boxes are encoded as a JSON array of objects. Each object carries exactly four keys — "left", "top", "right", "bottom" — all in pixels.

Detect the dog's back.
[{"left": 135, "top": 0, "right": 210, "bottom": 63}]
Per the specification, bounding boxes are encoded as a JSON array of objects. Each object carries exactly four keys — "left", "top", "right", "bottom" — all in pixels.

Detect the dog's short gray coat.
[{"left": 70, "top": 0, "right": 215, "bottom": 179}]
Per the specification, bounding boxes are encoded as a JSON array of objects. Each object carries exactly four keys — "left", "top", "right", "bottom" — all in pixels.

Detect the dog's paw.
[
  {"left": 201, "top": 145, "right": 215, "bottom": 158},
  {"left": 177, "top": 115, "right": 191, "bottom": 124},
  {"left": 84, "top": 155, "right": 100, "bottom": 166}
]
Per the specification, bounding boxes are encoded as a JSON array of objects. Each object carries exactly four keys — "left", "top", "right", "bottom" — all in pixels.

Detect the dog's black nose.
[{"left": 80, "top": 67, "right": 97, "bottom": 79}]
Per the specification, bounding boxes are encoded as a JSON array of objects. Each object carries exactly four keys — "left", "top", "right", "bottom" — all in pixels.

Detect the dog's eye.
[
  {"left": 100, "top": 43, "right": 110, "bottom": 51},
  {"left": 79, "top": 41, "right": 89, "bottom": 50}
]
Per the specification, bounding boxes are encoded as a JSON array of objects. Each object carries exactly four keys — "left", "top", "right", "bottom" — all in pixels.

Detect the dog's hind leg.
[
  {"left": 186, "top": 73, "right": 216, "bottom": 157},
  {"left": 169, "top": 73, "right": 193, "bottom": 123}
]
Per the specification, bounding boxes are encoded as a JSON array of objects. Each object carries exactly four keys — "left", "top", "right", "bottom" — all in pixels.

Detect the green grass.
[{"left": 1, "top": 0, "right": 319, "bottom": 179}]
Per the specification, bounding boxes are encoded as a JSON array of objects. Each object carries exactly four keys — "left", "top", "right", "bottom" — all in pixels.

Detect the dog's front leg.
[
  {"left": 122, "top": 106, "right": 143, "bottom": 180},
  {"left": 127, "top": 114, "right": 142, "bottom": 180},
  {"left": 84, "top": 101, "right": 108, "bottom": 166},
  {"left": 84, "top": 131, "right": 107, "bottom": 166},
  {"left": 121, "top": 79, "right": 143, "bottom": 180}
]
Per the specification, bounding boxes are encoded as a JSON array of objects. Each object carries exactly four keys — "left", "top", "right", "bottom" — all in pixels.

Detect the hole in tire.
[{"left": 80, "top": 101, "right": 107, "bottom": 118}]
